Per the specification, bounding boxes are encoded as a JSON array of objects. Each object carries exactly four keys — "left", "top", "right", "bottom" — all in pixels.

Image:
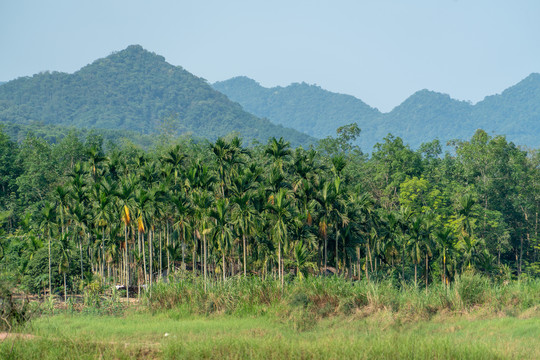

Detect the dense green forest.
[
  {"left": 1, "top": 123, "right": 539, "bottom": 298},
  {"left": 214, "top": 73, "right": 540, "bottom": 150},
  {"left": 0, "top": 45, "right": 313, "bottom": 147},
  {"left": 213, "top": 77, "right": 380, "bottom": 139}
]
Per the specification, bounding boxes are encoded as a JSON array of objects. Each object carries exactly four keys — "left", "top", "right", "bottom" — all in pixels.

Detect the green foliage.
[
  {"left": 0, "top": 46, "right": 313, "bottom": 148},
  {"left": 215, "top": 73, "right": 540, "bottom": 151}
]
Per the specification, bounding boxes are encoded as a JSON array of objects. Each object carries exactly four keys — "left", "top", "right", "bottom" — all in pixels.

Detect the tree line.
[{"left": 1, "top": 124, "right": 539, "bottom": 299}]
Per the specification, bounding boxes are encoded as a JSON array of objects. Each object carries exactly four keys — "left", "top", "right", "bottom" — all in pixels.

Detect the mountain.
[
  {"left": 214, "top": 74, "right": 540, "bottom": 151},
  {"left": 0, "top": 45, "right": 313, "bottom": 147},
  {"left": 213, "top": 77, "right": 381, "bottom": 139}
]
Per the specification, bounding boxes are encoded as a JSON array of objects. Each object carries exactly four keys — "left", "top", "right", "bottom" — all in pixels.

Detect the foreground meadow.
[
  {"left": 1, "top": 275, "right": 539, "bottom": 359},
  {"left": 2, "top": 311, "right": 540, "bottom": 359}
]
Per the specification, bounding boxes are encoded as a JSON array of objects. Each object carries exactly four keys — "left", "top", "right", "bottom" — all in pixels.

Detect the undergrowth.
[{"left": 144, "top": 271, "right": 540, "bottom": 328}]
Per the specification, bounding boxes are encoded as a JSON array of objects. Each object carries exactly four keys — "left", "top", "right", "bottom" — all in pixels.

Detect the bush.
[
  {"left": 454, "top": 271, "right": 490, "bottom": 308},
  {"left": 0, "top": 274, "right": 31, "bottom": 331}
]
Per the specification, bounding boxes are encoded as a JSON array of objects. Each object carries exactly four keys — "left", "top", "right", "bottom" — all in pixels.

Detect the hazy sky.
[{"left": 1, "top": 0, "right": 539, "bottom": 112}]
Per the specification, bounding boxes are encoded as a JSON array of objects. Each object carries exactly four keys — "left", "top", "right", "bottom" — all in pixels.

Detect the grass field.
[
  {"left": 1, "top": 309, "right": 539, "bottom": 359},
  {"left": 1, "top": 274, "right": 539, "bottom": 359}
]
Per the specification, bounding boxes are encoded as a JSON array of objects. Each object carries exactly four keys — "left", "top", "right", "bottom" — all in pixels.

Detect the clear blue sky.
[{"left": 1, "top": 0, "right": 539, "bottom": 112}]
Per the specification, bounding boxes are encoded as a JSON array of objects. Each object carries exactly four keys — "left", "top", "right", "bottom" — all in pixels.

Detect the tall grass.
[{"left": 145, "top": 272, "right": 540, "bottom": 321}]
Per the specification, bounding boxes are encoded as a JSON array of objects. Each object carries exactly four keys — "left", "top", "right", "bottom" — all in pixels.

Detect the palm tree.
[
  {"left": 172, "top": 192, "right": 192, "bottom": 273},
  {"left": 192, "top": 189, "right": 214, "bottom": 290},
  {"left": 265, "top": 137, "right": 291, "bottom": 173},
  {"left": 116, "top": 176, "right": 136, "bottom": 301},
  {"left": 267, "top": 188, "right": 292, "bottom": 286},
  {"left": 58, "top": 232, "right": 71, "bottom": 302},
  {"left": 210, "top": 198, "right": 234, "bottom": 282},
  {"left": 292, "top": 239, "right": 316, "bottom": 279},
  {"left": 40, "top": 201, "right": 57, "bottom": 296},
  {"left": 55, "top": 185, "right": 70, "bottom": 236},
  {"left": 435, "top": 227, "right": 456, "bottom": 286},
  {"left": 70, "top": 202, "right": 89, "bottom": 284},
  {"left": 161, "top": 144, "right": 186, "bottom": 186},
  {"left": 406, "top": 214, "right": 432, "bottom": 289},
  {"left": 232, "top": 192, "right": 257, "bottom": 277},
  {"left": 88, "top": 145, "right": 107, "bottom": 180}
]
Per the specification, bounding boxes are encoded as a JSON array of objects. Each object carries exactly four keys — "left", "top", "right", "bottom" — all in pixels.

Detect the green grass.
[
  {"left": 2, "top": 310, "right": 539, "bottom": 359},
  {"left": 2, "top": 274, "right": 539, "bottom": 359}
]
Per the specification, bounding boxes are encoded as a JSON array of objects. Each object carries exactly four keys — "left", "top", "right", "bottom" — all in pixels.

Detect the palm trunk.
[
  {"left": 159, "top": 229, "right": 162, "bottom": 279},
  {"left": 425, "top": 255, "right": 429, "bottom": 294},
  {"left": 222, "top": 252, "right": 226, "bottom": 282},
  {"left": 278, "top": 241, "right": 282, "bottom": 284},
  {"left": 243, "top": 234, "right": 247, "bottom": 277},
  {"left": 335, "top": 230, "right": 339, "bottom": 275},
  {"left": 356, "top": 246, "right": 361, "bottom": 281},
  {"left": 442, "top": 255, "right": 446, "bottom": 287},
  {"left": 324, "top": 236, "right": 328, "bottom": 272},
  {"left": 48, "top": 237, "right": 52, "bottom": 296},
  {"left": 365, "top": 253, "right": 369, "bottom": 282},
  {"left": 142, "top": 232, "right": 148, "bottom": 284},
  {"left": 414, "top": 263, "right": 418, "bottom": 287},
  {"left": 125, "top": 224, "right": 129, "bottom": 303},
  {"left": 64, "top": 273, "right": 67, "bottom": 302},
  {"left": 149, "top": 229, "right": 153, "bottom": 288},
  {"left": 80, "top": 238, "right": 84, "bottom": 282},
  {"left": 203, "top": 233, "right": 207, "bottom": 292},
  {"left": 167, "top": 221, "right": 170, "bottom": 276}
]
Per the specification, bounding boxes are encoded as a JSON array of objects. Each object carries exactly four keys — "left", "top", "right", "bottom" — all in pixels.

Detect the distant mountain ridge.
[
  {"left": 0, "top": 45, "right": 313, "bottom": 147},
  {"left": 214, "top": 76, "right": 380, "bottom": 139},
  {"left": 214, "top": 74, "right": 540, "bottom": 150}
]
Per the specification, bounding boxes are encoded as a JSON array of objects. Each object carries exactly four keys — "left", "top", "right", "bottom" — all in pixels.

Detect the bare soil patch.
[{"left": 0, "top": 332, "right": 35, "bottom": 341}]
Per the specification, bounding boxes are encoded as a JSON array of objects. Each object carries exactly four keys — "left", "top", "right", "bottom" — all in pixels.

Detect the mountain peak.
[{"left": 0, "top": 47, "right": 313, "bottom": 147}]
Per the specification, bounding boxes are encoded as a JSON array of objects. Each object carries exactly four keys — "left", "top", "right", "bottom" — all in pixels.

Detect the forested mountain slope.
[
  {"left": 214, "top": 74, "right": 540, "bottom": 151},
  {"left": 213, "top": 76, "right": 381, "bottom": 139},
  {"left": 0, "top": 45, "right": 313, "bottom": 147}
]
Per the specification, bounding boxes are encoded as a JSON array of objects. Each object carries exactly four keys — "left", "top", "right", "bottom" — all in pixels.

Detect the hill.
[
  {"left": 213, "top": 77, "right": 381, "bottom": 139},
  {"left": 214, "top": 74, "right": 540, "bottom": 151},
  {"left": 0, "top": 46, "right": 313, "bottom": 147}
]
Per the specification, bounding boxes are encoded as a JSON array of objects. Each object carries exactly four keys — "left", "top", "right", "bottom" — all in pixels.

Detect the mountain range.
[
  {"left": 0, "top": 45, "right": 313, "bottom": 147},
  {"left": 1, "top": 45, "right": 539, "bottom": 152},
  {"left": 214, "top": 74, "right": 540, "bottom": 150}
]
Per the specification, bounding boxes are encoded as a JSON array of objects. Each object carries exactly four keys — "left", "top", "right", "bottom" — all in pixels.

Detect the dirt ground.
[{"left": 0, "top": 332, "right": 34, "bottom": 341}]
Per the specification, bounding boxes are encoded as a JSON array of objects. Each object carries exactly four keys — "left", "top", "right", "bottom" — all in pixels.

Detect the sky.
[{"left": 1, "top": 0, "right": 539, "bottom": 112}]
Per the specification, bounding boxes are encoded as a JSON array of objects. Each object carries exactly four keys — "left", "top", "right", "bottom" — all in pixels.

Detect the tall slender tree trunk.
[
  {"left": 443, "top": 255, "right": 446, "bottom": 287},
  {"left": 80, "top": 238, "right": 84, "bottom": 282},
  {"left": 335, "top": 231, "right": 339, "bottom": 275},
  {"left": 64, "top": 273, "right": 67, "bottom": 302},
  {"left": 520, "top": 236, "right": 523, "bottom": 275},
  {"left": 367, "top": 242, "right": 373, "bottom": 273},
  {"left": 324, "top": 236, "right": 327, "bottom": 272},
  {"left": 425, "top": 256, "right": 429, "bottom": 294},
  {"left": 149, "top": 229, "right": 153, "bottom": 288},
  {"left": 159, "top": 229, "right": 162, "bottom": 279},
  {"left": 278, "top": 241, "right": 282, "bottom": 284},
  {"left": 203, "top": 233, "right": 207, "bottom": 292},
  {"left": 414, "top": 263, "right": 418, "bottom": 288},
  {"left": 356, "top": 247, "right": 361, "bottom": 281},
  {"left": 243, "top": 234, "right": 247, "bottom": 277},
  {"left": 142, "top": 233, "right": 147, "bottom": 284},
  {"left": 222, "top": 252, "right": 226, "bottom": 283},
  {"left": 167, "top": 221, "right": 170, "bottom": 276},
  {"left": 365, "top": 253, "right": 369, "bottom": 282},
  {"left": 125, "top": 224, "right": 129, "bottom": 303},
  {"left": 48, "top": 237, "right": 52, "bottom": 296}
]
